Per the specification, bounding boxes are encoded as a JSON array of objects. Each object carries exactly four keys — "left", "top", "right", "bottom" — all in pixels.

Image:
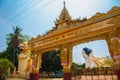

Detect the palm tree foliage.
[
  {"left": 7, "top": 26, "right": 25, "bottom": 47},
  {"left": 5, "top": 26, "right": 25, "bottom": 68},
  {"left": 0, "top": 26, "right": 31, "bottom": 71}
]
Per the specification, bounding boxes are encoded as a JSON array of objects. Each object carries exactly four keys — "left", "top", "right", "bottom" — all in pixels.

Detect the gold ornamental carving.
[
  {"left": 60, "top": 44, "right": 72, "bottom": 73},
  {"left": 27, "top": 5, "right": 120, "bottom": 74}
]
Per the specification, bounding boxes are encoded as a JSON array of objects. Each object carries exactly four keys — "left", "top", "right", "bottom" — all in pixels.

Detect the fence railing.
[{"left": 71, "top": 67, "right": 118, "bottom": 80}]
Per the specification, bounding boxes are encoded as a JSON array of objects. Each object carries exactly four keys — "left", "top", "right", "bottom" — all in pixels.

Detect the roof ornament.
[
  {"left": 54, "top": 0, "right": 71, "bottom": 26},
  {"left": 63, "top": 1, "right": 66, "bottom": 8}
]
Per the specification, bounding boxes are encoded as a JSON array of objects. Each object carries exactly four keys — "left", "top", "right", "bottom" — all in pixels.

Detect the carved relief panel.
[{"left": 106, "top": 30, "right": 120, "bottom": 69}]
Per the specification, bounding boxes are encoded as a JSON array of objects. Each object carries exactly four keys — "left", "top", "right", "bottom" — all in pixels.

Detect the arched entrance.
[
  {"left": 28, "top": 2, "right": 120, "bottom": 80},
  {"left": 40, "top": 50, "right": 63, "bottom": 78}
]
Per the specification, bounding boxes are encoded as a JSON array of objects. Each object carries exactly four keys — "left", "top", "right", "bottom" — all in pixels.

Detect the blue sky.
[{"left": 0, "top": 0, "right": 120, "bottom": 63}]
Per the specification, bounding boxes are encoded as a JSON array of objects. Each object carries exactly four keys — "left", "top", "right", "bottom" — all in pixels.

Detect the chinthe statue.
[
  {"left": 82, "top": 47, "right": 113, "bottom": 68},
  {"left": 18, "top": 42, "right": 32, "bottom": 76}
]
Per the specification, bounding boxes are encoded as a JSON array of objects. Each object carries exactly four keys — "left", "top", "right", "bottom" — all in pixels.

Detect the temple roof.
[
  {"left": 28, "top": 5, "right": 120, "bottom": 43},
  {"left": 55, "top": 1, "right": 71, "bottom": 25}
]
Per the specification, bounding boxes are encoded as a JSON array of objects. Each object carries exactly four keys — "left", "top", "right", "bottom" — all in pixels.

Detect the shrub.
[{"left": 0, "top": 58, "right": 13, "bottom": 80}]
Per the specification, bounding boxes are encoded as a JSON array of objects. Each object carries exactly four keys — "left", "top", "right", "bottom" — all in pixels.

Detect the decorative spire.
[
  {"left": 63, "top": 1, "right": 66, "bottom": 8},
  {"left": 55, "top": 1, "right": 71, "bottom": 25}
]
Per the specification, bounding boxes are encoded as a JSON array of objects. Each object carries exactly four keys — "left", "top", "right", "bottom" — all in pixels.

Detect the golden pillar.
[
  {"left": 60, "top": 44, "right": 72, "bottom": 80},
  {"left": 29, "top": 51, "right": 42, "bottom": 80},
  {"left": 105, "top": 30, "right": 120, "bottom": 80},
  {"left": 32, "top": 51, "right": 42, "bottom": 73},
  {"left": 36, "top": 52, "right": 42, "bottom": 72}
]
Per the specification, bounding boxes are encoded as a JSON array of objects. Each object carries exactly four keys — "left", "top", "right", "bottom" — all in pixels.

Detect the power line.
[
  {"left": 0, "top": 0, "right": 29, "bottom": 25},
  {"left": 2, "top": 0, "right": 42, "bottom": 25},
  {"left": 2, "top": 0, "right": 17, "bottom": 14},
  {"left": 3, "top": 0, "right": 29, "bottom": 18},
  {"left": 23, "top": 0, "right": 44, "bottom": 12},
  {"left": 10, "top": 0, "right": 57, "bottom": 24},
  {"left": 6, "top": 0, "right": 43, "bottom": 23}
]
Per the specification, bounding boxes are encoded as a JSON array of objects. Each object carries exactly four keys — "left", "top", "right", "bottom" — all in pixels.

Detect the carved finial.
[
  {"left": 54, "top": 0, "right": 71, "bottom": 26},
  {"left": 63, "top": 1, "right": 66, "bottom": 8}
]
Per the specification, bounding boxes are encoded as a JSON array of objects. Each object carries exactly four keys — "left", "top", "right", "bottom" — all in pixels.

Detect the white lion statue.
[
  {"left": 18, "top": 42, "right": 32, "bottom": 75},
  {"left": 82, "top": 47, "right": 113, "bottom": 68}
]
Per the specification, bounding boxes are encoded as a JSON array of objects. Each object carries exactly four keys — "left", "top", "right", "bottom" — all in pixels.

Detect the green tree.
[
  {"left": 0, "top": 26, "right": 31, "bottom": 70},
  {"left": 7, "top": 26, "right": 25, "bottom": 47},
  {"left": 71, "top": 62, "right": 85, "bottom": 70},
  {"left": 40, "top": 50, "right": 62, "bottom": 73},
  {"left": 6, "top": 26, "right": 25, "bottom": 68},
  {"left": 0, "top": 58, "right": 13, "bottom": 80},
  {"left": 0, "top": 50, "right": 13, "bottom": 62}
]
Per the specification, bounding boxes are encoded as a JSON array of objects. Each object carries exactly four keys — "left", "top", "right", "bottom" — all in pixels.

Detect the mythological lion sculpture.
[
  {"left": 82, "top": 47, "right": 113, "bottom": 68},
  {"left": 18, "top": 42, "right": 32, "bottom": 75}
]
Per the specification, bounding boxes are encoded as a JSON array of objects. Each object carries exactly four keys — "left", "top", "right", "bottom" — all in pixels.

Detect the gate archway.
[{"left": 28, "top": 2, "right": 120, "bottom": 80}]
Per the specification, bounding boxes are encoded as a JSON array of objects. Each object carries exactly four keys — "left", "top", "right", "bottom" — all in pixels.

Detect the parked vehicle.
[{"left": 52, "top": 71, "right": 63, "bottom": 78}]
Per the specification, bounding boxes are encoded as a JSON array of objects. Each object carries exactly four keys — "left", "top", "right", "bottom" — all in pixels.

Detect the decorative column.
[
  {"left": 29, "top": 51, "right": 42, "bottom": 80},
  {"left": 36, "top": 53, "right": 42, "bottom": 73},
  {"left": 105, "top": 30, "right": 120, "bottom": 80},
  {"left": 60, "top": 44, "right": 72, "bottom": 80}
]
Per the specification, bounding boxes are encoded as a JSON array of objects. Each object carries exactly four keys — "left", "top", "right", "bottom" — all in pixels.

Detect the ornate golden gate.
[{"left": 28, "top": 2, "right": 120, "bottom": 80}]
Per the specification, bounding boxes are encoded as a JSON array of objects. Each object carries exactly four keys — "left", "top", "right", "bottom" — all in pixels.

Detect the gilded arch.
[{"left": 27, "top": 3, "right": 120, "bottom": 80}]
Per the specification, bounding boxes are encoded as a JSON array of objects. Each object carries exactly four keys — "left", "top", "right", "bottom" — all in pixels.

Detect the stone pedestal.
[
  {"left": 116, "top": 70, "right": 120, "bottom": 80},
  {"left": 29, "top": 73, "right": 39, "bottom": 80},
  {"left": 63, "top": 73, "right": 71, "bottom": 80}
]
